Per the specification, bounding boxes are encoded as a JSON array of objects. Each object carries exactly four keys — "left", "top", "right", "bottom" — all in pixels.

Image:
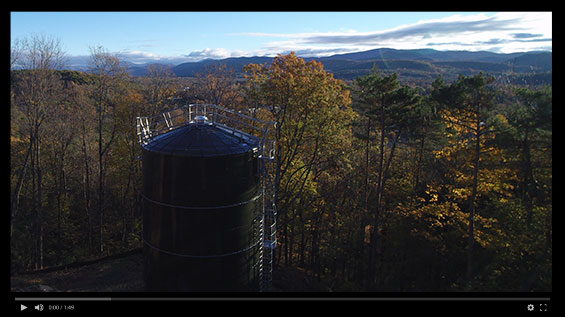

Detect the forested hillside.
[
  {"left": 166, "top": 48, "right": 552, "bottom": 85},
  {"left": 10, "top": 38, "right": 551, "bottom": 292}
]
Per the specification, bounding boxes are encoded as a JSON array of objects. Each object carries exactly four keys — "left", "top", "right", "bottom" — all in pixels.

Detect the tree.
[
  {"left": 88, "top": 45, "right": 127, "bottom": 254},
  {"left": 10, "top": 38, "right": 23, "bottom": 70},
  {"left": 142, "top": 64, "right": 178, "bottom": 117},
  {"left": 243, "top": 52, "right": 354, "bottom": 267},
  {"left": 193, "top": 63, "right": 241, "bottom": 107},
  {"left": 44, "top": 80, "right": 78, "bottom": 262},
  {"left": 353, "top": 67, "right": 421, "bottom": 289},
  {"left": 11, "top": 34, "right": 66, "bottom": 269},
  {"left": 110, "top": 80, "right": 145, "bottom": 249},
  {"left": 431, "top": 73, "right": 498, "bottom": 285},
  {"left": 508, "top": 86, "right": 552, "bottom": 226},
  {"left": 495, "top": 86, "right": 552, "bottom": 291}
]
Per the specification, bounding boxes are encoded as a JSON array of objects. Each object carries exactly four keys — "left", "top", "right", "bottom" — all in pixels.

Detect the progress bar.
[
  {"left": 15, "top": 297, "right": 551, "bottom": 301},
  {"left": 16, "top": 298, "right": 111, "bottom": 301}
]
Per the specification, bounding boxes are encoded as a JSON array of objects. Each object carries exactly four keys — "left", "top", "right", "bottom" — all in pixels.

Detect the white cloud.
[
  {"left": 182, "top": 47, "right": 270, "bottom": 61},
  {"left": 185, "top": 48, "right": 231, "bottom": 59},
  {"left": 117, "top": 50, "right": 162, "bottom": 63},
  {"left": 243, "top": 12, "right": 552, "bottom": 54}
]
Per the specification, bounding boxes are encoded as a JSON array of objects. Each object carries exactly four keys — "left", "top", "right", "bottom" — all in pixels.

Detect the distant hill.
[
  {"left": 167, "top": 48, "right": 551, "bottom": 83},
  {"left": 126, "top": 63, "right": 175, "bottom": 77},
  {"left": 322, "top": 49, "right": 551, "bottom": 82},
  {"left": 318, "top": 48, "right": 523, "bottom": 63},
  {"left": 172, "top": 56, "right": 272, "bottom": 77},
  {"left": 508, "top": 52, "right": 552, "bottom": 71}
]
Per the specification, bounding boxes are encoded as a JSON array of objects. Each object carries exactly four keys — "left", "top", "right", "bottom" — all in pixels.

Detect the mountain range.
[{"left": 86, "top": 48, "right": 553, "bottom": 83}]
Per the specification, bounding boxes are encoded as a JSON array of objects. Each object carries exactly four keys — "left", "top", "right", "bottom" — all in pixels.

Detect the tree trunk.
[
  {"left": 367, "top": 99, "right": 386, "bottom": 290},
  {"left": 288, "top": 216, "right": 294, "bottom": 266},
  {"left": 466, "top": 119, "right": 481, "bottom": 284},
  {"left": 30, "top": 133, "right": 37, "bottom": 269},
  {"left": 298, "top": 214, "right": 306, "bottom": 267},
  {"left": 81, "top": 125, "right": 93, "bottom": 253},
  {"left": 98, "top": 101, "right": 105, "bottom": 255},
  {"left": 364, "top": 117, "right": 371, "bottom": 214},
  {"left": 413, "top": 126, "right": 427, "bottom": 191},
  {"left": 522, "top": 129, "right": 536, "bottom": 228},
  {"left": 36, "top": 129, "right": 44, "bottom": 269},
  {"left": 311, "top": 222, "right": 319, "bottom": 278},
  {"left": 11, "top": 140, "right": 33, "bottom": 238}
]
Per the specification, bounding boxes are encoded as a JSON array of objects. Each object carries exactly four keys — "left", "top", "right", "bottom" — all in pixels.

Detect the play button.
[{"left": 20, "top": 304, "right": 27, "bottom": 311}]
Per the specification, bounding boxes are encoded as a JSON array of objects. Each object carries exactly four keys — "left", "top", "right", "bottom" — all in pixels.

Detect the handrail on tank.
[{"left": 136, "top": 104, "right": 275, "bottom": 157}]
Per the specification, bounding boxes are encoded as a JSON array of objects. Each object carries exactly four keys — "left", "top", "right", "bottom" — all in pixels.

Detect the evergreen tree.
[{"left": 353, "top": 67, "right": 421, "bottom": 289}]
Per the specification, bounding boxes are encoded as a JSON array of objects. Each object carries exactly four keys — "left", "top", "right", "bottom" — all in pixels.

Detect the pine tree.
[
  {"left": 353, "top": 67, "right": 420, "bottom": 289},
  {"left": 431, "top": 73, "right": 499, "bottom": 285}
]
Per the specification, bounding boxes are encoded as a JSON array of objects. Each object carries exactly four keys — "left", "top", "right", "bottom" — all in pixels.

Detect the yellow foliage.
[{"left": 404, "top": 200, "right": 503, "bottom": 249}]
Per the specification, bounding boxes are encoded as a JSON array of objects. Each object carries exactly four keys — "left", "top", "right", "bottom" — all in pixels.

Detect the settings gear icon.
[{"left": 527, "top": 304, "right": 534, "bottom": 311}]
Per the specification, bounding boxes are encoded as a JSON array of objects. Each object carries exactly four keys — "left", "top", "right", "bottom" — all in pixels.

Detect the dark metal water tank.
[{"left": 141, "top": 117, "right": 261, "bottom": 291}]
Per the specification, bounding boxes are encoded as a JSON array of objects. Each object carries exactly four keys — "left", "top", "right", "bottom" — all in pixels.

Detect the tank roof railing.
[{"left": 136, "top": 104, "right": 276, "bottom": 160}]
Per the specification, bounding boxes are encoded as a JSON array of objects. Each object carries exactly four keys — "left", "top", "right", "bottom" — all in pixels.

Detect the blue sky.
[{"left": 11, "top": 12, "right": 552, "bottom": 65}]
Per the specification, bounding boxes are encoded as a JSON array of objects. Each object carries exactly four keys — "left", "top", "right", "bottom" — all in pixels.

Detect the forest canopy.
[{"left": 10, "top": 37, "right": 551, "bottom": 292}]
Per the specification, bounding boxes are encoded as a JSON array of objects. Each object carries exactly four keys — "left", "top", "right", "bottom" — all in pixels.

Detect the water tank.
[{"left": 141, "top": 116, "right": 261, "bottom": 291}]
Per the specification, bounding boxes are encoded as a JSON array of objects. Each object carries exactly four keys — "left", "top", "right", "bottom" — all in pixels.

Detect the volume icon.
[{"left": 34, "top": 304, "right": 44, "bottom": 311}]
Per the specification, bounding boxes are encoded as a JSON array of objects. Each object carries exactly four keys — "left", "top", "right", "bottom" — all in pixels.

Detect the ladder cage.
[{"left": 136, "top": 104, "right": 277, "bottom": 292}]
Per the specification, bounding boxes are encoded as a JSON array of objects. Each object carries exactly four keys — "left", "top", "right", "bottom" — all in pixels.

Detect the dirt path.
[
  {"left": 11, "top": 250, "right": 328, "bottom": 292},
  {"left": 11, "top": 251, "right": 145, "bottom": 292}
]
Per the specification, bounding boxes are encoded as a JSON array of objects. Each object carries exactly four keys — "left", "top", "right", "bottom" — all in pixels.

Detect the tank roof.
[{"left": 142, "top": 122, "right": 260, "bottom": 157}]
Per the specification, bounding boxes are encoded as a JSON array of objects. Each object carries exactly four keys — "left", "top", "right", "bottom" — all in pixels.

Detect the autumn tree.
[
  {"left": 11, "top": 34, "right": 66, "bottom": 269},
  {"left": 87, "top": 46, "right": 128, "bottom": 254},
  {"left": 243, "top": 52, "right": 354, "bottom": 268},
  {"left": 193, "top": 63, "right": 241, "bottom": 107},
  {"left": 431, "top": 73, "right": 500, "bottom": 285},
  {"left": 142, "top": 64, "right": 178, "bottom": 117},
  {"left": 43, "top": 79, "right": 80, "bottom": 262},
  {"left": 108, "top": 79, "right": 145, "bottom": 249}
]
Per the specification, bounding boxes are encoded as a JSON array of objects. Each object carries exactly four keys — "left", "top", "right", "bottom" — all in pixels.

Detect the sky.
[{"left": 10, "top": 11, "right": 552, "bottom": 66}]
